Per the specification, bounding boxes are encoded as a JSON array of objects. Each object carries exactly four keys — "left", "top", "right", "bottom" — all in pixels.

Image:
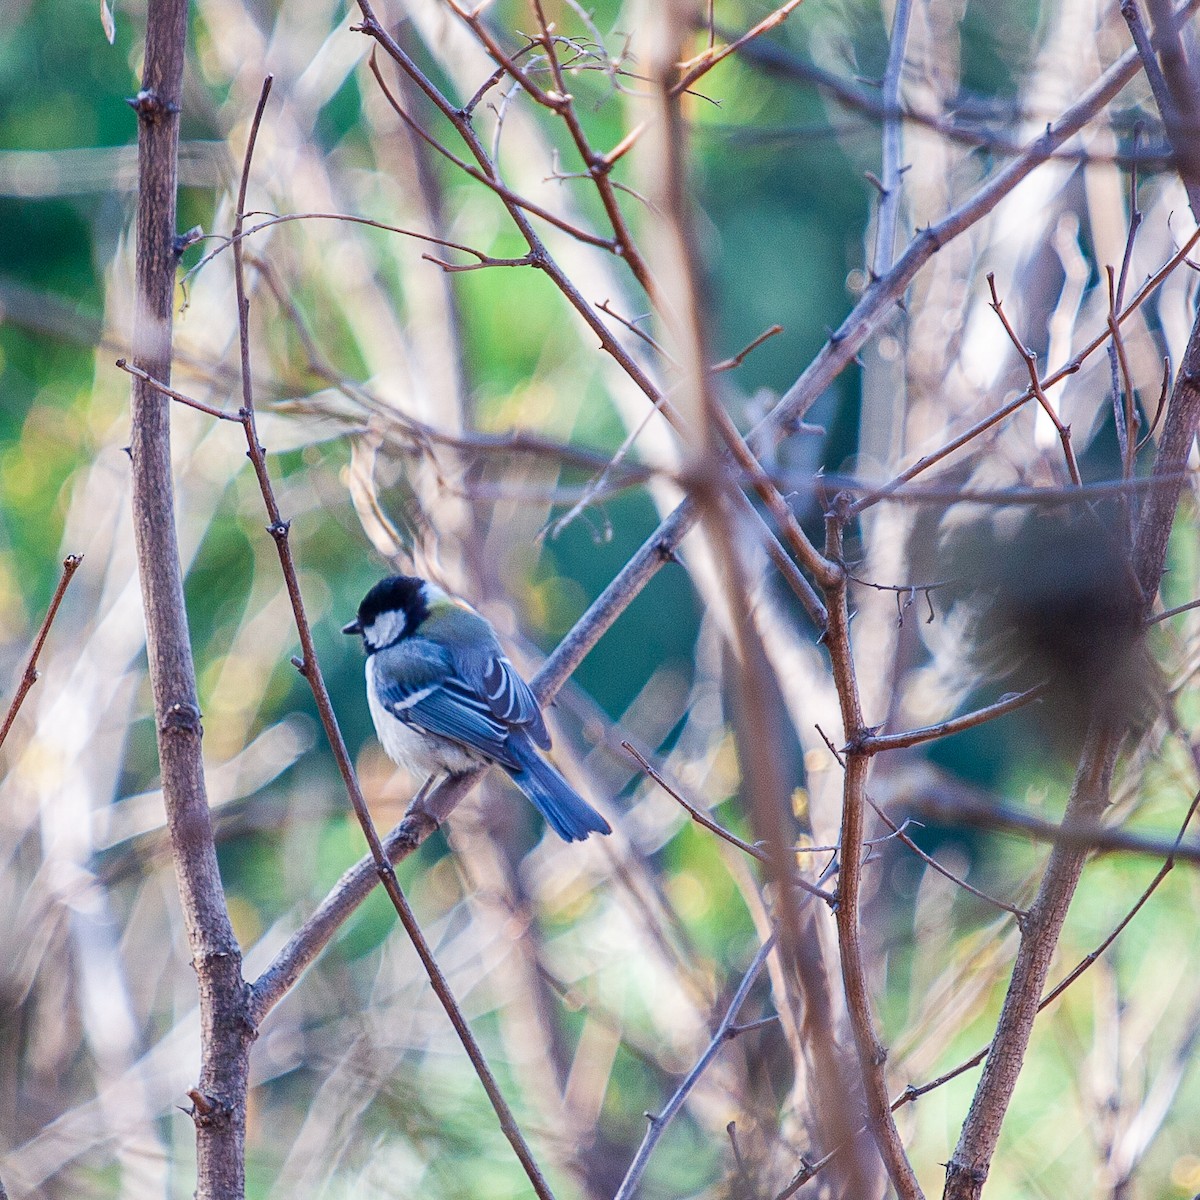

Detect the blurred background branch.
[{"left": 5, "top": 1, "right": 1200, "bottom": 1199}]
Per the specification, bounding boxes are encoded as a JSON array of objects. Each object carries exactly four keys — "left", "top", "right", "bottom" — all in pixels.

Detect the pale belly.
[{"left": 365, "top": 658, "right": 485, "bottom": 776}]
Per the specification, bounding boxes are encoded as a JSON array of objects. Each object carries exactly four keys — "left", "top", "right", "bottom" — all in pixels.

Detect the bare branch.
[
  {"left": 612, "top": 931, "right": 779, "bottom": 1200},
  {"left": 986, "top": 274, "right": 1083, "bottom": 486},
  {"left": 944, "top": 297, "right": 1200, "bottom": 1199},
  {"left": 128, "top": 1, "right": 251, "bottom": 1194},
  {"left": 672, "top": 0, "right": 805, "bottom": 96},
  {"left": 759, "top": 20, "right": 1185, "bottom": 448},
  {"left": 865, "top": 798, "right": 1026, "bottom": 919},
  {"left": 823, "top": 512, "right": 926, "bottom": 1200},
  {"left": 225, "top": 76, "right": 557, "bottom": 1200},
  {"left": 712, "top": 323, "right": 785, "bottom": 373},
  {"left": 0, "top": 554, "right": 83, "bottom": 752},
  {"left": 116, "top": 358, "right": 241, "bottom": 421},
  {"left": 850, "top": 219, "right": 1200, "bottom": 516},
  {"left": 623, "top": 742, "right": 836, "bottom": 904},
  {"left": 864, "top": 685, "right": 1047, "bottom": 754}
]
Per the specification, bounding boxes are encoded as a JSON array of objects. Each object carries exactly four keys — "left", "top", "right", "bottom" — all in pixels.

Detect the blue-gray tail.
[{"left": 506, "top": 735, "right": 611, "bottom": 842}]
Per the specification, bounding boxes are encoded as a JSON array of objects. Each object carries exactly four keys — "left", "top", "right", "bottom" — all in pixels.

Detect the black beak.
[{"left": 342, "top": 619, "right": 362, "bottom": 635}]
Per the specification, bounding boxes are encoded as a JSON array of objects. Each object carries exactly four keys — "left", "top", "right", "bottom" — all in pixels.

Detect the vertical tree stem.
[{"left": 128, "top": 3, "right": 252, "bottom": 1197}]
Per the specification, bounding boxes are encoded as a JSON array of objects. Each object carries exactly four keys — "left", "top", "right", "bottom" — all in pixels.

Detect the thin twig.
[
  {"left": 227, "top": 75, "right": 557, "bottom": 1200},
  {"left": 622, "top": 742, "right": 836, "bottom": 904},
  {"left": 1148, "top": 595, "right": 1200, "bottom": 624},
  {"left": 1136, "top": 357, "right": 1172, "bottom": 450},
  {"left": 672, "top": 0, "right": 805, "bottom": 96},
  {"left": 780, "top": 785, "right": 1200, "bottom": 1193},
  {"left": 529, "top": 0, "right": 655, "bottom": 294},
  {"left": 0, "top": 554, "right": 83, "bottom": 751},
  {"left": 864, "top": 798, "right": 1026, "bottom": 918},
  {"left": 363, "top": 54, "right": 617, "bottom": 251},
  {"left": 611, "top": 931, "right": 779, "bottom": 1200},
  {"left": 894, "top": 785, "right": 1200, "bottom": 1110},
  {"left": 863, "top": 685, "right": 1047, "bottom": 754},
  {"left": 986, "top": 274, "right": 1083, "bottom": 486},
  {"left": 116, "top": 359, "right": 241, "bottom": 421},
  {"left": 712, "top": 323, "right": 785, "bottom": 373},
  {"left": 848, "top": 218, "right": 1200, "bottom": 516}
]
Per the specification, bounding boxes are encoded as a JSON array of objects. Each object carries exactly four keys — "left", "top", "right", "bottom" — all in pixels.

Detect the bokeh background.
[{"left": 3, "top": 0, "right": 1200, "bottom": 1197}]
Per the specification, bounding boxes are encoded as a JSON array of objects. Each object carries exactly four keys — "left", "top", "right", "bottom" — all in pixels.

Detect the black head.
[{"left": 342, "top": 575, "right": 429, "bottom": 653}]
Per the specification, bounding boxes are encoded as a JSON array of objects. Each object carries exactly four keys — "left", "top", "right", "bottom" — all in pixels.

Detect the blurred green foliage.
[{"left": 5, "top": 1, "right": 1200, "bottom": 1199}]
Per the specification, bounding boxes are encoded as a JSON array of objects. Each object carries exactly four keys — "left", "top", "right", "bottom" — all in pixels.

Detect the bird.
[{"left": 343, "top": 574, "right": 611, "bottom": 842}]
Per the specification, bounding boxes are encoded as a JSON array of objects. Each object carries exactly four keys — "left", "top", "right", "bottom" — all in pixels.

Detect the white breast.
[{"left": 365, "top": 657, "right": 484, "bottom": 776}]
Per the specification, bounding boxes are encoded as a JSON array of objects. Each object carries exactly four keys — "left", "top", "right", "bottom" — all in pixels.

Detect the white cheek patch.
[{"left": 363, "top": 609, "right": 408, "bottom": 650}]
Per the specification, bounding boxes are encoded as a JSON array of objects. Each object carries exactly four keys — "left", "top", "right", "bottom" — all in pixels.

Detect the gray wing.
[{"left": 373, "top": 642, "right": 521, "bottom": 769}]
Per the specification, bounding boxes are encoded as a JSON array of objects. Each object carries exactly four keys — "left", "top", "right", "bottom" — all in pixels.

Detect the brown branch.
[
  {"left": 672, "top": 0, "right": 805, "bottom": 96},
  {"left": 359, "top": 16, "right": 672, "bottom": 417},
  {"left": 128, "top": 1, "right": 251, "bottom": 1195},
  {"left": 710, "top": 402, "right": 834, "bottom": 610},
  {"left": 866, "top": 797, "right": 1025, "bottom": 918},
  {"left": 863, "top": 685, "right": 1047, "bottom": 754},
  {"left": 422, "top": 250, "right": 534, "bottom": 272},
  {"left": 362, "top": 54, "right": 617, "bottom": 251},
  {"left": 529, "top": 0, "right": 655, "bottom": 295},
  {"left": 942, "top": 296, "right": 1200, "bottom": 1199},
  {"left": 623, "top": 742, "right": 836, "bottom": 904},
  {"left": 712, "top": 323, "right": 785, "bottom": 372},
  {"left": 225, "top": 77, "right": 557, "bottom": 1200},
  {"left": 116, "top": 358, "right": 241, "bottom": 421},
  {"left": 986, "top": 274, "right": 1083, "bottom": 486},
  {"left": 1136, "top": 357, "right": 1172, "bottom": 451},
  {"left": 612, "top": 932, "right": 779, "bottom": 1200},
  {"left": 823, "top": 512, "right": 925, "bottom": 1200},
  {"left": 0, "top": 554, "right": 83, "bottom": 751}
]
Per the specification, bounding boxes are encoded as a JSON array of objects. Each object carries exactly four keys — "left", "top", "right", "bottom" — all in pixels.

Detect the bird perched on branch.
[{"left": 343, "top": 574, "right": 611, "bottom": 842}]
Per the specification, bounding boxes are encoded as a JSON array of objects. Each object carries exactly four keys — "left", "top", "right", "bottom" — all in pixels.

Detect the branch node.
[
  {"left": 945, "top": 1159, "right": 989, "bottom": 1187},
  {"left": 160, "top": 701, "right": 202, "bottom": 737},
  {"left": 186, "top": 1088, "right": 233, "bottom": 1129},
  {"left": 173, "top": 225, "right": 205, "bottom": 258},
  {"left": 654, "top": 537, "right": 679, "bottom": 565},
  {"left": 267, "top": 520, "right": 291, "bottom": 542},
  {"left": 127, "top": 88, "right": 179, "bottom": 121},
  {"left": 186, "top": 1088, "right": 216, "bottom": 1116}
]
